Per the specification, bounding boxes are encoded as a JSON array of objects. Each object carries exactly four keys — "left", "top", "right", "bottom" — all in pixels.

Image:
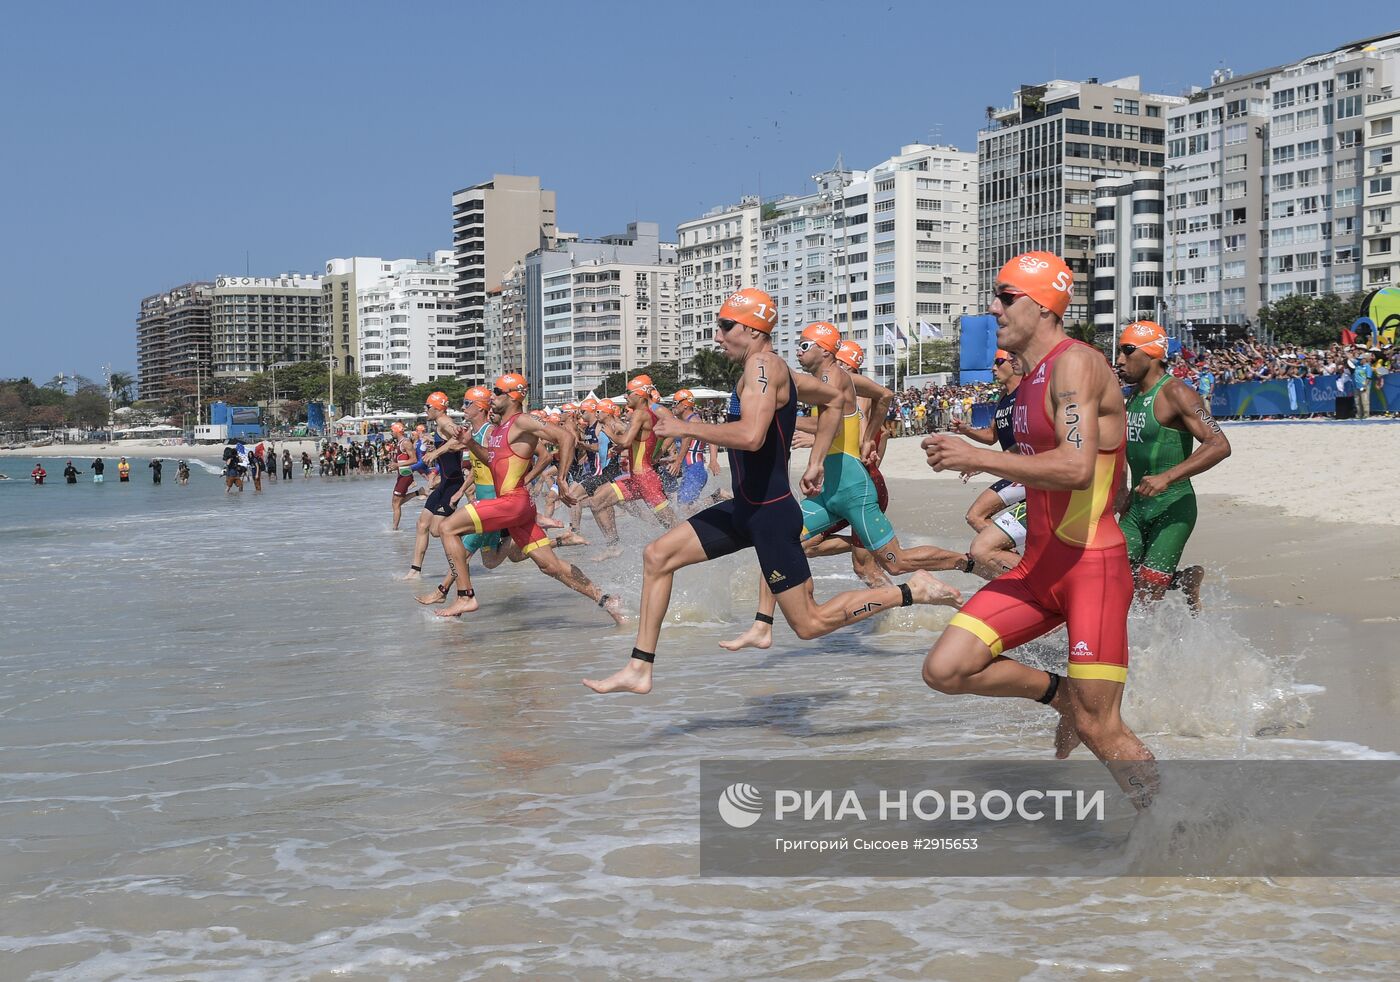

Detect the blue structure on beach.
[{"left": 210, "top": 402, "right": 264, "bottom": 439}]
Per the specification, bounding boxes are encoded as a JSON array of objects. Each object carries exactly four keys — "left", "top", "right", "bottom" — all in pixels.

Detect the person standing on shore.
[
  {"left": 1115, "top": 320, "right": 1231, "bottom": 610},
  {"left": 91, "top": 458, "right": 105, "bottom": 483},
  {"left": 63, "top": 460, "right": 81, "bottom": 483},
  {"left": 921, "top": 251, "right": 1155, "bottom": 795},
  {"left": 583, "top": 289, "right": 959, "bottom": 696}
]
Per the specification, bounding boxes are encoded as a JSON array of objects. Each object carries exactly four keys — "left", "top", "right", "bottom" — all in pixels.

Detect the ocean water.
[{"left": 3, "top": 464, "right": 1398, "bottom": 979}]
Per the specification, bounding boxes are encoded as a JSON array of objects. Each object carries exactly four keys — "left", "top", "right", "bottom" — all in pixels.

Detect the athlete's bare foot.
[
  {"left": 588, "top": 544, "right": 624, "bottom": 562},
  {"left": 398, "top": 568, "right": 423, "bottom": 581},
  {"left": 582, "top": 659, "right": 652, "bottom": 694},
  {"left": 718, "top": 622, "right": 773, "bottom": 651},
  {"left": 601, "top": 594, "right": 627, "bottom": 627},
  {"left": 415, "top": 588, "right": 447, "bottom": 605},
  {"left": 551, "top": 530, "right": 590, "bottom": 547},
  {"left": 435, "top": 595, "right": 480, "bottom": 617},
  {"left": 538, "top": 515, "right": 565, "bottom": 530},
  {"left": 906, "top": 570, "right": 963, "bottom": 607}
]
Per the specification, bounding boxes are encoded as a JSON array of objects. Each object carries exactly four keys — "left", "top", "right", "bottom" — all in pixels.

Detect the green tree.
[
  {"left": 896, "top": 339, "right": 959, "bottom": 377},
  {"left": 597, "top": 361, "right": 681, "bottom": 400},
  {"left": 408, "top": 376, "right": 468, "bottom": 409},
  {"left": 684, "top": 348, "right": 743, "bottom": 390},
  {"left": 362, "top": 373, "right": 415, "bottom": 412},
  {"left": 1257, "top": 293, "right": 1359, "bottom": 348},
  {"left": 108, "top": 371, "right": 136, "bottom": 405}
]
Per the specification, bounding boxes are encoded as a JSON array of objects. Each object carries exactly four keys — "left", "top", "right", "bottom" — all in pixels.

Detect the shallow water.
[{"left": 3, "top": 470, "right": 1398, "bottom": 979}]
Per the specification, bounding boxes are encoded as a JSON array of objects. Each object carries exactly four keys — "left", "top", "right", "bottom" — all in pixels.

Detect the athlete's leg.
[
  {"left": 404, "top": 507, "right": 434, "bottom": 578},
  {"left": 964, "top": 486, "right": 1006, "bottom": 532},
  {"left": 775, "top": 571, "right": 959, "bottom": 640},
  {"left": 872, "top": 534, "right": 970, "bottom": 576},
  {"left": 719, "top": 575, "right": 778, "bottom": 651},
  {"left": 527, "top": 544, "right": 624, "bottom": 625},
  {"left": 586, "top": 483, "right": 625, "bottom": 559},
  {"left": 968, "top": 523, "right": 1021, "bottom": 579},
  {"left": 435, "top": 510, "right": 481, "bottom": 616},
  {"left": 391, "top": 493, "right": 404, "bottom": 530},
  {"left": 583, "top": 521, "right": 713, "bottom": 694}
]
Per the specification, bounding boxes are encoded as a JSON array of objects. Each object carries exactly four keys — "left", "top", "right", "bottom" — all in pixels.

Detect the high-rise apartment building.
[
  {"left": 1163, "top": 33, "right": 1400, "bottom": 335},
  {"left": 980, "top": 77, "right": 1183, "bottom": 328},
  {"left": 136, "top": 282, "right": 213, "bottom": 402},
  {"left": 450, "top": 175, "right": 558, "bottom": 379},
  {"left": 1363, "top": 91, "right": 1400, "bottom": 291},
  {"left": 831, "top": 144, "right": 979, "bottom": 384},
  {"left": 676, "top": 197, "right": 762, "bottom": 362},
  {"left": 761, "top": 168, "right": 852, "bottom": 362},
  {"left": 356, "top": 252, "right": 455, "bottom": 384},
  {"left": 522, "top": 222, "right": 678, "bottom": 403},
  {"left": 1092, "top": 172, "right": 1165, "bottom": 331},
  {"left": 210, "top": 274, "right": 323, "bottom": 380}
]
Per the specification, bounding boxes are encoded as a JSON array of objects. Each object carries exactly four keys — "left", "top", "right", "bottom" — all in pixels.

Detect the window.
[
  {"left": 874, "top": 219, "right": 895, "bottom": 234},
  {"left": 1298, "top": 139, "right": 1321, "bottom": 160},
  {"left": 874, "top": 179, "right": 894, "bottom": 193},
  {"left": 1168, "top": 138, "right": 1186, "bottom": 159},
  {"left": 1274, "top": 113, "right": 1295, "bottom": 136},
  {"left": 1225, "top": 123, "right": 1248, "bottom": 145},
  {"left": 1169, "top": 117, "right": 1186, "bottom": 135},
  {"left": 1298, "top": 82, "right": 1320, "bottom": 105},
  {"left": 1372, "top": 118, "right": 1395, "bottom": 139},
  {"left": 1337, "top": 129, "right": 1362, "bottom": 150},
  {"left": 873, "top": 199, "right": 895, "bottom": 213},
  {"left": 1188, "top": 134, "right": 1211, "bottom": 154},
  {"left": 1272, "top": 145, "right": 1295, "bottom": 165},
  {"left": 1371, "top": 147, "right": 1395, "bottom": 167},
  {"left": 1296, "top": 251, "right": 1319, "bottom": 270},
  {"left": 1339, "top": 69, "right": 1363, "bottom": 91},
  {"left": 1272, "top": 173, "right": 1295, "bottom": 192},
  {"left": 1336, "top": 96, "right": 1362, "bottom": 120},
  {"left": 1271, "top": 227, "right": 1295, "bottom": 246},
  {"left": 1271, "top": 255, "right": 1295, "bottom": 274},
  {"left": 1147, "top": 104, "right": 1162, "bottom": 118},
  {"left": 1224, "top": 180, "right": 1246, "bottom": 200},
  {"left": 1370, "top": 207, "right": 1393, "bottom": 226},
  {"left": 1271, "top": 200, "right": 1296, "bottom": 219},
  {"left": 1225, "top": 153, "right": 1247, "bottom": 173},
  {"left": 1223, "top": 260, "right": 1246, "bottom": 279},
  {"left": 916, "top": 198, "right": 943, "bottom": 211},
  {"left": 1370, "top": 178, "right": 1394, "bottom": 196},
  {"left": 1335, "top": 187, "right": 1359, "bottom": 208},
  {"left": 1272, "top": 89, "right": 1295, "bottom": 109},
  {"left": 1114, "top": 98, "right": 1139, "bottom": 115},
  {"left": 1296, "top": 108, "right": 1319, "bottom": 130},
  {"left": 1370, "top": 238, "right": 1393, "bottom": 255}
]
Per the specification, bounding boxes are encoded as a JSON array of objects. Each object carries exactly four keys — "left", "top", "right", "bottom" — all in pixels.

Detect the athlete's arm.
[
  {"left": 923, "top": 347, "right": 1104, "bottom": 491},
  {"left": 518, "top": 416, "right": 580, "bottom": 504},
  {"left": 1137, "top": 380, "right": 1231, "bottom": 496},
  {"left": 653, "top": 354, "right": 779, "bottom": 452},
  {"left": 792, "top": 371, "right": 842, "bottom": 462},
  {"left": 951, "top": 416, "right": 998, "bottom": 446},
  {"left": 616, "top": 406, "right": 646, "bottom": 451},
  {"left": 850, "top": 374, "right": 893, "bottom": 453},
  {"left": 794, "top": 415, "right": 819, "bottom": 434}
]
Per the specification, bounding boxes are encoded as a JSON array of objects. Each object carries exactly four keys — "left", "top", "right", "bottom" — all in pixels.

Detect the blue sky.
[{"left": 2, "top": 1, "right": 1395, "bottom": 382}]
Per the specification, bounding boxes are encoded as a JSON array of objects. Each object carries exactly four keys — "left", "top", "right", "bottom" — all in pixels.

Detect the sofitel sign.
[{"left": 215, "top": 276, "right": 318, "bottom": 289}]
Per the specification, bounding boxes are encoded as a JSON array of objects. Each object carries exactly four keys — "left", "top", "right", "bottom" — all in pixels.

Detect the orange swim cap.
[
  {"left": 425, "top": 391, "right": 449, "bottom": 411},
  {"left": 995, "top": 349, "right": 1011, "bottom": 361},
  {"left": 835, "top": 340, "right": 865, "bottom": 370},
  {"left": 390, "top": 422, "right": 405, "bottom": 435},
  {"left": 1119, "top": 320, "right": 1168, "bottom": 358},
  {"left": 626, "top": 374, "right": 653, "bottom": 395},
  {"left": 717, "top": 287, "right": 779, "bottom": 333},
  {"left": 463, "top": 385, "right": 492, "bottom": 408},
  {"left": 671, "top": 388, "right": 694, "bottom": 407},
  {"left": 996, "top": 252, "right": 1074, "bottom": 319},
  {"left": 580, "top": 397, "right": 599, "bottom": 412},
  {"left": 561, "top": 401, "right": 579, "bottom": 414},
  {"left": 598, "top": 400, "right": 620, "bottom": 416},
  {"left": 494, "top": 373, "right": 527, "bottom": 400},
  {"left": 800, "top": 321, "right": 841, "bottom": 354}
]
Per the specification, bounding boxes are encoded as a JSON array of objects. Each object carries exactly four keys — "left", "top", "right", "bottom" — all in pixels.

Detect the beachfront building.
[
  {"left": 1163, "top": 33, "right": 1400, "bottom": 338},
  {"left": 209, "top": 274, "right": 323, "bottom": 381},
  {"left": 1363, "top": 90, "right": 1400, "bottom": 291},
  {"left": 322, "top": 256, "right": 453, "bottom": 378},
  {"left": 677, "top": 197, "right": 762, "bottom": 363},
  {"left": 760, "top": 167, "right": 852, "bottom": 363},
  {"left": 522, "top": 222, "right": 677, "bottom": 404},
  {"left": 136, "top": 282, "right": 213, "bottom": 403},
  {"left": 356, "top": 252, "right": 455, "bottom": 384},
  {"left": 450, "top": 174, "right": 559, "bottom": 380},
  {"left": 1092, "top": 172, "right": 1165, "bottom": 332},
  {"left": 979, "top": 77, "right": 1182, "bottom": 331}
]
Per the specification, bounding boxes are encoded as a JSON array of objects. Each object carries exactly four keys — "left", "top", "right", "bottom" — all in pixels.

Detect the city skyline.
[{"left": 3, "top": 1, "right": 1396, "bottom": 380}]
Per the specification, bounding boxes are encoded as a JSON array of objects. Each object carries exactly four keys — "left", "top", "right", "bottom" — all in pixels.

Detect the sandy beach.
[{"left": 0, "top": 437, "right": 326, "bottom": 463}]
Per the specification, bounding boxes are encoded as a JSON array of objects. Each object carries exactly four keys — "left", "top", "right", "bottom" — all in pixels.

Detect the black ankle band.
[
  {"left": 457, "top": 589, "right": 474, "bottom": 598},
  {"left": 436, "top": 584, "right": 448, "bottom": 596},
  {"left": 631, "top": 647, "right": 655, "bottom": 664},
  {"left": 899, "top": 583, "right": 913, "bottom": 607},
  {"left": 961, "top": 552, "right": 976, "bottom": 574},
  {"left": 410, "top": 565, "right": 422, "bottom": 572},
  {"left": 1037, "top": 672, "right": 1062, "bottom": 705},
  {"left": 598, "top": 593, "right": 611, "bottom": 608},
  {"left": 755, "top": 612, "right": 774, "bottom": 625}
]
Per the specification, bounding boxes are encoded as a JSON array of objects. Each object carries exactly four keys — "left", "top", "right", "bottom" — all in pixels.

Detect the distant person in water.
[
  {"left": 177, "top": 460, "right": 190, "bottom": 485},
  {"left": 63, "top": 460, "right": 82, "bottom": 484},
  {"left": 31, "top": 463, "right": 47, "bottom": 485},
  {"left": 118, "top": 457, "right": 131, "bottom": 482},
  {"left": 149, "top": 458, "right": 163, "bottom": 484},
  {"left": 91, "top": 458, "right": 105, "bottom": 483}
]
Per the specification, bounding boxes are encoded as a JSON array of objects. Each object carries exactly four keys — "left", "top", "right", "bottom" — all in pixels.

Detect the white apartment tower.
[
  {"left": 450, "top": 175, "right": 558, "bottom": 379},
  {"left": 210, "top": 274, "right": 323, "bottom": 380},
  {"left": 1363, "top": 91, "right": 1400, "bottom": 291},
  {"left": 1163, "top": 33, "right": 1400, "bottom": 338},
  {"left": 1092, "top": 172, "right": 1166, "bottom": 331},
  {"left": 356, "top": 252, "right": 456, "bottom": 384},
  {"left": 676, "top": 197, "right": 762, "bottom": 362},
  {"left": 761, "top": 168, "right": 853, "bottom": 362},
  {"left": 980, "top": 77, "right": 1183, "bottom": 329}
]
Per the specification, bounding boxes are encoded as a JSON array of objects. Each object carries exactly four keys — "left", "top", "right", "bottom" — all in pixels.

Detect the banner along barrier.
[{"left": 1208, "top": 374, "right": 1398, "bottom": 418}]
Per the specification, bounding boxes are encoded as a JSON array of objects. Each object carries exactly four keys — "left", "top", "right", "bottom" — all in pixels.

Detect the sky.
[{"left": 2, "top": 1, "right": 1396, "bottom": 382}]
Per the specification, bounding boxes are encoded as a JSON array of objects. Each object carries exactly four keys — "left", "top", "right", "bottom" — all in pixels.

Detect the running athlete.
[
  {"left": 666, "top": 389, "right": 721, "bottom": 515},
  {"left": 921, "top": 252, "right": 1155, "bottom": 789},
  {"left": 583, "top": 373, "right": 678, "bottom": 559},
  {"left": 389, "top": 421, "right": 425, "bottom": 530},
  {"left": 721, "top": 321, "right": 969, "bottom": 651},
  {"left": 956, "top": 349, "right": 1029, "bottom": 578},
  {"left": 432, "top": 373, "right": 624, "bottom": 623},
  {"left": 1116, "top": 320, "right": 1231, "bottom": 610},
  {"left": 403, "top": 392, "right": 462, "bottom": 578},
  {"left": 583, "top": 288, "right": 960, "bottom": 696}
]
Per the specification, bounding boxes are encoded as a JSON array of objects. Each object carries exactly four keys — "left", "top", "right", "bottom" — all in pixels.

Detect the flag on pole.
[
  {"left": 882, "top": 325, "right": 897, "bottom": 348},
  {"left": 918, "top": 319, "right": 942, "bottom": 339},
  {"left": 895, "top": 323, "right": 909, "bottom": 347}
]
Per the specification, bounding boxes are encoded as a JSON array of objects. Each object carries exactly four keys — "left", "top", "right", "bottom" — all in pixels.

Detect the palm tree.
[{"left": 108, "top": 371, "right": 135, "bottom": 405}]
